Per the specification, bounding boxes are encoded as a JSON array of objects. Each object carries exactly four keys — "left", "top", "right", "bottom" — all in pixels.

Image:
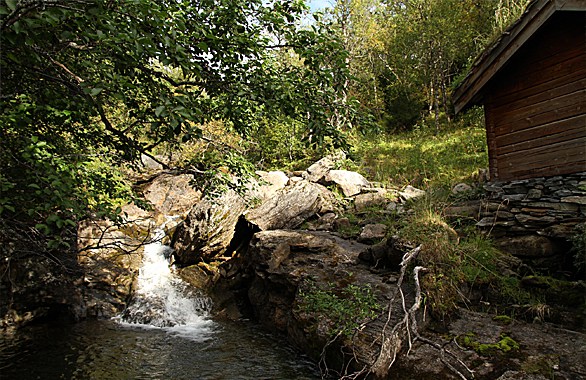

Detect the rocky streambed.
[{"left": 2, "top": 153, "right": 585, "bottom": 379}]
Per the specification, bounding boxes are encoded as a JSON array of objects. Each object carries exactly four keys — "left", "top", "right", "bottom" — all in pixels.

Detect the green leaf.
[
  {"left": 90, "top": 87, "right": 103, "bottom": 96},
  {"left": 35, "top": 223, "right": 51, "bottom": 235},
  {"left": 154, "top": 105, "right": 165, "bottom": 117},
  {"left": 5, "top": 0, "right": 16, "bottom": 11}
]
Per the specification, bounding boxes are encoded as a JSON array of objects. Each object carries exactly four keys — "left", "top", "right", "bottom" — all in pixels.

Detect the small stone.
[
  {"left": 358, "top": 224, "right": 388, "bottom": 244},
  {"left": 561, "top": 196, "right": 586, "bottom": 205},
  {"left": 484, "top": 184, "right": 503, "bottom": 193},
  {"left": 452, "top": 183, "right": 472, "bottom": 194},
  {"left": 504, "top": 194, "right": 526, "bottom": 202},
  {"left": 399, "top": 185, "right": 426, "bottom": 201},
  {"left": 333, "top": 217, "right": 351, "bottom": 230},
  {"left": 476, "top": 217, "right": 517, "bottom": 228},
  {"left": 526, "top": 188, "right": 542, "bottom": 199},
  {"left": 553, "top": 189, "right": 573, "bottom": 197},
  {"left": 515, "top": 214, "right": 556, "bottom": 226}
]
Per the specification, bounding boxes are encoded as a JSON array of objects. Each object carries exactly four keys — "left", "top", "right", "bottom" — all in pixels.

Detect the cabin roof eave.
[{"left": 453, "top": 0, "right": 585, "bottom": 114}]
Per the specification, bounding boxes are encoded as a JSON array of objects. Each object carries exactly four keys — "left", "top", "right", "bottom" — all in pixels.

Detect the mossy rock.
[
  {"left": 521, "top": 354, "right": 560, "bottom": 378},
  {"left": 521, "top": 276, "right": 586, "bottom": 306},
  {"left": 456, "top": 332, "right": 520, "bottom": 356}
]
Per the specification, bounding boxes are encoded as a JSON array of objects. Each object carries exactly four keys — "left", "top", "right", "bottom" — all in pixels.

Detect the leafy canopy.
[{"left": 0, "top": 0, "right": 354, "bottom": 248}]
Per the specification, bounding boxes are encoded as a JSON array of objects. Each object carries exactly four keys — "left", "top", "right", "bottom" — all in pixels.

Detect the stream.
[{"left": 0, "top": 225, "right": 320, "bottom": 379}]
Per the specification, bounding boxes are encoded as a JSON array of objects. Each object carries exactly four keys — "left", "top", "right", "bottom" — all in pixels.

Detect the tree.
[
  {"left": 378, "top": 0, "right": 497, "bottom": 132},
  {"left": 0, "top": 0, "right": 353, "bottom": 252},
  {"left": 329, "top": 0, "right": 387, "bottom": 126}
]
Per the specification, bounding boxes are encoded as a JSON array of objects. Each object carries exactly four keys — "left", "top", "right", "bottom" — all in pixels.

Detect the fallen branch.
[{"left": 367, "top": 245, "right": 474, "bottom": 379}]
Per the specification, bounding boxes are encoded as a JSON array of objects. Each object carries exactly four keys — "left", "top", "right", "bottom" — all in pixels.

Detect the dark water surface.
[{"left": 0, "top": 319, "right": 320, "bottom": 380}]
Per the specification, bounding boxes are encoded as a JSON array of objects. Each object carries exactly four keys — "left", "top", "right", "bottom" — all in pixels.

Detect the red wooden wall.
[{"left": 484, "top": 12, "right": 586, "bottom": 181}]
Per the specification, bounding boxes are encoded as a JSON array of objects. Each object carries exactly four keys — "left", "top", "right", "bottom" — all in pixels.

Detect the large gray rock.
[
  {"left": 495, "top": 235, "right": 557, "bottom": 258},
  {"left": 354, "top": 190, "right": 389, "bottom": 212},
  {"left": 253, "top": 170, "right": 289, "bottom": 201},
  {"left": 172, "top": 189, "right": 247, "bottom": 265},
  {"left": 141, "top": 173, "right": 201, "bottom": 216},
  {"left": 305, "top": 153, "right": 343, "bottom": 183},
  {"left": 325, "top": 170, "right": 370, "bottom": 197},
  {"left": 229, "top": 230, "right": 423, "bottom": 378},
  {"left": 246, "top": 180, "right": 336, "bottom": 231}
]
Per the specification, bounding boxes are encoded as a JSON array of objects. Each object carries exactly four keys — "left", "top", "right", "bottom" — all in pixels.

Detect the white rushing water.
[{"left": 119, "top": 223, "right": 215, "bottom": 341}]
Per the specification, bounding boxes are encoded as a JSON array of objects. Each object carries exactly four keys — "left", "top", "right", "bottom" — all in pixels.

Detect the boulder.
[
  {"left": 325, "top": 170, "right": 370, "bottom": 197},
  {"left": 253, "top": 170, "right": 289, "bottom": 201},
  {"left": 172, "top": 189, "right": 247, "bottom": 265},
  {"left": 221, "top": 229, "right": 426, "bottom": 378},
  {"left": 305, "top": 158, "right": 333, "bottom": 183},
  {"left": 495, "top": 235, "right": 557, "bottom": 258},
  {"left": 246, "top": 180, "right": 336, "bottom": 231},
  {"left": 305, "top": 152, "right": 346, "bottom": 183},
  {"left": 0, "top": 232, "right": 84, "bottom": 327},
  {"left": 77, "top": 218, "right": 144, "bottom": 313},
  {"left": 354, "top": 191, "right": 388, "bottom": 212},
  {"left": 141, "top": 173, "right": 201, "bottom": 216}
]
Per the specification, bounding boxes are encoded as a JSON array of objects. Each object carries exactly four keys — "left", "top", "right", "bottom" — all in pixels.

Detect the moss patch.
[{"left": 456, "top": 332, "right": 520, "bottom": 356}]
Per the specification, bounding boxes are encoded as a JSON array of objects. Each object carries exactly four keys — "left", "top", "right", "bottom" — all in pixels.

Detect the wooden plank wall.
[{"left": 485, "top": 12, "right": 586, "bottom": 181}]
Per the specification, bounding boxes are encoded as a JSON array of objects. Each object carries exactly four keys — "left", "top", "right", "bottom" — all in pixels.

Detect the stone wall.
[
  {"left": 476, "top": 173, "right": 586, "bottom": 269},
  {"left": 478, "top": 173, "right": 586, "bottom": 236}
]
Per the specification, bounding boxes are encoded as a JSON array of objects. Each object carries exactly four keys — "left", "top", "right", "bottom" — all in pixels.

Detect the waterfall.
[{"left": 119, "top": 221, "right": 214, "bottom": 341}]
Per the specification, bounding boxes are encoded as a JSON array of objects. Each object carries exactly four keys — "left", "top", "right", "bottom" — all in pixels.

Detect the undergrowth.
[
  {"left": 350, "top": 109, "right": 488, "bottom": 190},
  {"left": 391, "top": 192, "right": 537, "bottom": 318},
  {"left": 297, "top": 280, "right": 382, "bottom": 338}
]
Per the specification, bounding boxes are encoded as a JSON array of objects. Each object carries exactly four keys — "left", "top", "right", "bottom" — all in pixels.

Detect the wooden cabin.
[{"left": 453, "top": 0, "right": 586, "bottom": 181}]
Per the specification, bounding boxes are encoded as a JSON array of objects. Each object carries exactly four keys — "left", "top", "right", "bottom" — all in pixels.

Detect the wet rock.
[{"left": 77, "top": 218, "right": 145, "bottom": 318}]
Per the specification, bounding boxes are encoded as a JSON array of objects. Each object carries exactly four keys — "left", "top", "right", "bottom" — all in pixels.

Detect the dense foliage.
[
  {"left": 325, "top": 0, "right": 530, "bottom": 132},
  {"left": 1, "top": 0, "right": 534, "bottom": 253},
  {"left": 0, "top": 0, "right": 355, "bottom": 249}
]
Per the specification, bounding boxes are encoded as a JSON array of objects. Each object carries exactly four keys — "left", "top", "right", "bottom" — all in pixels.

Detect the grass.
[{"left": 350, "top": 112, "right": 488, "bottom": 190}]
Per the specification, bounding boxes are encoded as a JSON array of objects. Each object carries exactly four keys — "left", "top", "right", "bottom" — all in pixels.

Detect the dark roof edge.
[{"left": 452, "top": 0, "right": 582, "bottom": 114}]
